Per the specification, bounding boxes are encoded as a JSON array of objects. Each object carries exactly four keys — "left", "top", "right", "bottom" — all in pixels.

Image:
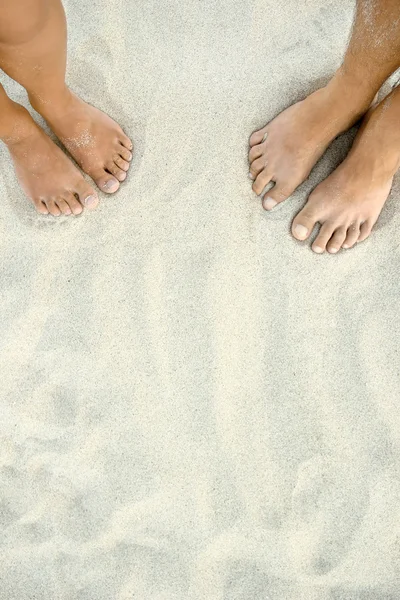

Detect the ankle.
[
  {"left": 28, "top": 84, "right": 72, "bottom": 117},
  {"left": 329, "top": 67, "right": 379, "bottom": 112},
  {"left": 0, "top": 100, "right": 36, "bottom": 145}
]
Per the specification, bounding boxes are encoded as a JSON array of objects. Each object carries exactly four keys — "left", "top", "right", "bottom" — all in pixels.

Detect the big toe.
[
  {"left": 75, "top": 179, "right": 99, "bottom": 210},
  {"left": 92, "top": 169, "right": 120, "bottom": 194},
  {"left": 291, "top": 206, "right": 319, "bottom": 241}
]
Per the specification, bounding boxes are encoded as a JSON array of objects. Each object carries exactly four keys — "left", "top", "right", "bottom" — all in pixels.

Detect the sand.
[{"left": 1, "top": 0, "right": 400, "bottom": 598}]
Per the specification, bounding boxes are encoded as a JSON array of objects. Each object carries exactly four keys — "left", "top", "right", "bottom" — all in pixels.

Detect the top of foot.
[
  {"left": 30, "top": 88, "right": 133, "bottom": 195},
  {"left": 4, "top": 101, "right": 98, "bottom": 216},
  {"left": 248, "top": 72, "right": 375, "bottom": 209}
]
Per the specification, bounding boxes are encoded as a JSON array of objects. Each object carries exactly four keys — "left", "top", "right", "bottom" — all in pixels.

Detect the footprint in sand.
[{"left": 288, "top": 455, "right": 370, "bottom": 576}]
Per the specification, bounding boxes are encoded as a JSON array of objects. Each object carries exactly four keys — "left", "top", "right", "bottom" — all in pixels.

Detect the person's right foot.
[
  {"left": 248, "top": 71, "right": 376, "bottom": 210},
  {"left": 2, "top": 101, "right": 98, "bottom": 216}
]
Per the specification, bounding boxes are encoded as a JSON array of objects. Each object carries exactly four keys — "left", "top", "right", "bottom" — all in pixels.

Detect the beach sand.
[{"left": 1, "top": 0, "right": 400, "bottom": 598}]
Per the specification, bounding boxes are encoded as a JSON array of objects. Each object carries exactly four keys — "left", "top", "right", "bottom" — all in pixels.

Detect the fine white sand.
[{"left": 1, "top": 0, "right": 400, "bottom": 598}]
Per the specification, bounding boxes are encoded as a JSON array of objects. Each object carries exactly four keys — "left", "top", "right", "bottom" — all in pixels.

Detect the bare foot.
[
  {"left": 3, "top": 101, "right": 98, "bottom": 216},
  {"left": 248, "top": 71, "right": 375, "bottom": 208},
  {"left": 30, "top": 88, "right": 133, "bottom": 195},
  {"left": 291, "top": 87, "right": 400, "bottom": 253}
]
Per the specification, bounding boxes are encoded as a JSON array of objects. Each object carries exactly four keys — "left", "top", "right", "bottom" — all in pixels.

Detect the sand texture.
[{"left": 1, "top": 0, "right": 400, "bottom": 598}]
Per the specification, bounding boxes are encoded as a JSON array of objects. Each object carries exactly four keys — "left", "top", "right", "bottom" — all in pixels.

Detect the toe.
[
  {"left": 92, "top": 169, "right": 120, "bottom": 194},
  {"left": 56, "top": 199, "right": 72, "bottom": 216},
  {"left": 249, "top": 127, "right": 268, "bottom": 147},
  {"left": 65, "top": 192, "right": 84, "bottom": 215},
  {"left": 35, "top": 200, "right": 49, "bottom": 215},
  {"left": 248, "top": 142, "right": 266, "bottom": 163},
  {"left": 46, "top": 199, "right": 61, "bottom": 216},
  {"left": 262, "top": 181, "right": 296, "bottom": 211},
  {"left": 342, "top": 222, "right": 361, "bottom": 249},
  {"left": 114, "top": 155, "right": 130, "bottom": 172},
  {"left": 253, "top": 168, "right": 274, "bottom": 196},
  {"left": 291, "top": 206, "right": 320, "bottom": 241},
  {"left": 119, "top": 134, "right": 133, "bottom": 151},
  {"left": 358, "top": 219, "right": 374, "bottom": 243},
  {"left": 107, "top": 162, "right": 127, "bottom": 182},
  {"left": 74, "top": 179, "right": 99, "bottom": 208},
  {"left": 326, "top": 227, "right": 347, "bottom": 254},
  {"left": 311, "top": 222, "right": 336, "bottom": 254},
  {"left": 249, "top": 156, "right": 267, "bottom": 181},
  {"left": 118, "top": 145, "right": 133, "bottom": 162}
]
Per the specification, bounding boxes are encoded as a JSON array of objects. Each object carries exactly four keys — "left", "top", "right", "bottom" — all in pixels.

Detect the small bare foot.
[
  {"left": 248, "top": 71, "right": 375, "bottom": 209},
  {"left": 291, "top": 87, "right": 400, "bottom": 253},
  {"left": 2, "top": 101, "right": 98, "bottom": 216},
  {"left": 30, "top": 88, "right": 133, "bottom": 195}
]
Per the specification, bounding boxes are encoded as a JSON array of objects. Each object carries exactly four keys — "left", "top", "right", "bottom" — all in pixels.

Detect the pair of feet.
[
  {"left": 3, "top": 86, "right": 133, "bottom": 216},
  {"left": 249, "top": 72, "right": 400, "bottom": 253}
]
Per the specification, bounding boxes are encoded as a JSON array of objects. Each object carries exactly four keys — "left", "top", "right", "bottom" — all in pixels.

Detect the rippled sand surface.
[{"left": 1, "top": 0, "right": 400, "bottom": 598}]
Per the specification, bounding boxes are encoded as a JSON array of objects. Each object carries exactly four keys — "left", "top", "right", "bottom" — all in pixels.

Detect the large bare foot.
[
  {"left": 2, "top": 101, "right": 98, "bottom": 216},
  {"left": 291, "top": 87, "right": 400, "bottom": 253},
  {"left": 248, "top": 71, "right": 376, "bottom": 209},
  {"left": 30, "top": 87, "right": 133, "bottom": 195}
]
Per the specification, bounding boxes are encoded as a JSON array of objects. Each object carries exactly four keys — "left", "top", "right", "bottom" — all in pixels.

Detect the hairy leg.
[{"left": 248, "top": 0, "right": 400, "bottom": 218}]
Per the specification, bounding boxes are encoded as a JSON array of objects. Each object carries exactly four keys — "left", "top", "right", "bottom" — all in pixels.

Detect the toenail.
[
  {"left": 263, "top": 196, "right": 277, "bottom": 210},
  {"left": 329, "top": 247, "right": 339, "bottom": 253},
  {"left": 103, "top": 179, "right": 118, "bottom": 191},
  {"left": 313, "top": 246, "right": 324, "bottom": 254},
  {"left": 294, "top": 224, "right": 308, "bottom": 239},
  {"left": 342, "top": 244, "right": 349, "bottom": 249},
  {"left": 248, "top": 172, "right": 255, "bottom": 180},
  {"left": 262, "top": 132, "right": 268, "bottom": 142},
  {"left": 84, "top": 194, "right": 97, "bottom": 207}
]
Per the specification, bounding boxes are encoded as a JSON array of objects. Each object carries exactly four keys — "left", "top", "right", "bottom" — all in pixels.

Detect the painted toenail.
[
  {"left": 294, "top": 224, "right": 308, "bottom": 239},
  {"left": 313, "top": 246, "right": 324, "bottom": 254},
  {"left": 263, "top": 197, "right": 277, "bottom": 210},
  {"left": 248, "top": 172, "right": 255, "bottom": 180},
  {"left": 84, "top": 194, "right": 97, "bottom": 207}
]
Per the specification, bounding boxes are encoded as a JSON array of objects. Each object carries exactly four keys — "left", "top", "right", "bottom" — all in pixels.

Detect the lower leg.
[
  {"left": 0, "top": 0, "right": 133, "bottom": 195},
  {"left": 248, "top": 0, "right": 400, "bottom": 209},
  {"left": 291, "top": 84, "right": 400, "bottom": 253}
]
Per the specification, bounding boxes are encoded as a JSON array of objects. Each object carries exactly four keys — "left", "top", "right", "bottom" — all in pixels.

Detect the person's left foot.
[
  {"left": 30, "top": 87, "right": 133, "bottom": 195},
  {"left": 290, "top": 87, "right": 400, "bottom": 253}
]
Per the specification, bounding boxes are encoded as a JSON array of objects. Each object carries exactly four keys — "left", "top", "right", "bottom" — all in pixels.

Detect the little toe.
[
  {"left": 75, "top": 179, "right": 99, "bottom": 208},
  {"left": 107, "top": 162, "right": 127, "bottom": 182},
  {"left": 119, "top": 134, "right": 133, "bottom": 151},
  {"left": 249, "top": 127, "right": 268, "bottom": 147},
  {"left": 118, "top": 145, "right": 133, "bottom": 162},
  {"left": 342, "top": 222, "right": 361, "bottom": 249},
  {"left": 91, "top": 169, "right": 120, "bottom": 194},
  {"left": 291, "top": 207, "right": 320, "bottom": 241},
  {"left": 262, "top": 182, "right": 295, "bottom": 211},
  {"left": 327, "top": 227, "right": 347, "bottom": 254},
  {"left": 65, "top": 192, "right": 84, "bottom": 215},
  {"left": 311, "top": 223, "right": 336, "bottom": 254},
  {"left": 56, "top": 199, "right": 72, "bottom": 215},
  {"left": 35, "top": 200, "right": 49, "bottom": 215},
  {"left": 114, "top": 155, "right": 130, "bottom": 172},
  {"left": 46, "top": 199, "right": 61, "bottom": 216},
  {"left": 358, "top": 219, "right": 374, "bottom": 243}
]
